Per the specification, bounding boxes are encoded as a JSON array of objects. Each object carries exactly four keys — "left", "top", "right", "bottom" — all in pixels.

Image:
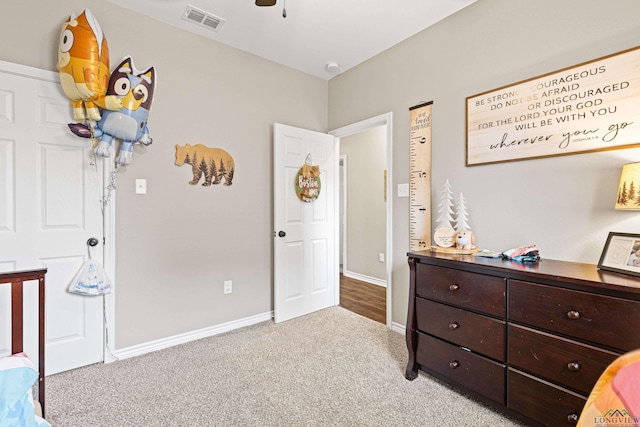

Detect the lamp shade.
[{"left": 615, "top": 162, "right": 640, "bottom": 210}]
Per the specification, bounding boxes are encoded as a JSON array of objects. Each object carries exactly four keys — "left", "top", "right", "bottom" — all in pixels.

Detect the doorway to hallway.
[{"left": 330, "top": 112, "right": 393, "bottom": 328}]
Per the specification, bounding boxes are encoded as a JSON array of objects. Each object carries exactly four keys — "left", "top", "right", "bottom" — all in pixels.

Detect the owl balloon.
[
  {"left": 56, "top": 9, "right": 121, "bottom": 121},
  {"left": 69, "top": 57, "right": 156, "bottom": 166}
]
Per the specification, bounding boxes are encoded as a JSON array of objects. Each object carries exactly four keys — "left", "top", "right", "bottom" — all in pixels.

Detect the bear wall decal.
[{"left": 175, "top": 144, "right": 234, "bottom": 186}]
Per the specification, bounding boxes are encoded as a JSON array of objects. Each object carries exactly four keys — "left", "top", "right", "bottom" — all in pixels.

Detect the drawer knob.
[
  {"left": 567, "top": 413, "right": 579, "bottom": 423},
  {"left": 449, "top": 284, "right": 460, "bottom": 291},
  {"left": 567, "top": 362, "right": 581, "bottom": 372},
  {"left": 567, "top": 310, "right": 581, "bottom": 320},
  {"left": 449, "top": 360, "right": 460, "bottom": 369},
  {"left": 449, "top": 322, "right": 459, "bottom": 330}
]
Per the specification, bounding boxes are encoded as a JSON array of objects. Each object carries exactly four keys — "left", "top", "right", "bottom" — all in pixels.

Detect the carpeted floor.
[{"left": 46, "top": 307, "right": 524, "bottom": 426}]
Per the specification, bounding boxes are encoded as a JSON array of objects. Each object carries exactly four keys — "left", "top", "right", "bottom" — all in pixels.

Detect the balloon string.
[
  {"left": 85, "top": 119, "right": 118, "bottom": 214},
  {"left": 88, "top": 121, "right": 97, "bottom": 166},
  {"left": 100, "top": 164, "right": 118, "bottom": 215}
]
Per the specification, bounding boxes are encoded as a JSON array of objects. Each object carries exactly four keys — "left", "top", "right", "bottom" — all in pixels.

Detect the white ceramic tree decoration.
[
  {"left": 435, "top": 179, "right": 455, "bottom": 230},
  {"left": 455, "top": 192, "right": 471, "bottom": 231},
  {"left": 433, "top": 180, "right": 457, "bottom": 247}
]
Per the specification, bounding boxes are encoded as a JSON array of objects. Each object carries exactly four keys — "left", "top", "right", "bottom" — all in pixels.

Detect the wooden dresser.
[{"left": 405, "top": 251, "right": 640, "bottom": 426}]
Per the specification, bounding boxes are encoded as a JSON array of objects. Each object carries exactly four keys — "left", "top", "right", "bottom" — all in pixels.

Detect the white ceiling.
[{"left": 106, "top": 0, "right": 477, "bottom": 80}]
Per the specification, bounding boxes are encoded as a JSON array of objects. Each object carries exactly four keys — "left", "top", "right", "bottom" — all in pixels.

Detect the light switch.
[
  {"left": 135, "top": 179, "right": 147, "bottom": 194},
  {"left": 397, "top": 183, "right": 409, "bottom": 197}
]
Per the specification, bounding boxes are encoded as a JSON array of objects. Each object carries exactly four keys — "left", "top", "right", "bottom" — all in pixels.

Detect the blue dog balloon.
[{"left": 69, "top": 56, "right": 156, "bottom": 165}]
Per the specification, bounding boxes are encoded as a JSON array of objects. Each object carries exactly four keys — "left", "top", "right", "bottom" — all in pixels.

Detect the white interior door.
[
  {"left": 0, "top": 60, "right": 104, "bottom": 374},
  {"left": 273, "top": 123, "right": 337, "bottom": 323}
]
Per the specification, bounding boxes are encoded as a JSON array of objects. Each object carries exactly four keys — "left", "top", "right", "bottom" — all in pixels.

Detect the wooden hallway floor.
[{"left": 339, "top": 274, "right": 386, "bottom": 324}]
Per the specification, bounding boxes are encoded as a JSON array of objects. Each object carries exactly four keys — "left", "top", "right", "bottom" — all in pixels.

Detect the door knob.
[
  {"left": 278, "top": 231, "right": 286, "bottom": 238},
  {"left": 87, "top": 237, "right": 99, "bottom": 247}
]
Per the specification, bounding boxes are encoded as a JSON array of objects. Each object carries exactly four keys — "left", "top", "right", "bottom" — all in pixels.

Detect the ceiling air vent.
[{"left": 182, "top": 5, "right": 226, "bottom": 32}]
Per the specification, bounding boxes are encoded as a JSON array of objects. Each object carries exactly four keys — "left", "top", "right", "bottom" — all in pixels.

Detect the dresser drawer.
[
  {"left": 416, "top": 297, "right": 505, "bottom": 361},
  {"left": 416, "top": 263, "right": 506, "bottom": 317},
  {"left": 509, "top": 280, "right": 640, "bottom": 351},
  {"left": 508, "top": 369, "right": 585, "bottom": 426},
  {"left": 508, "top": 324, "right": 618, "bottom": 395},
  {"left": 416, "top": 332, "right": 506, "bottom": 404}
]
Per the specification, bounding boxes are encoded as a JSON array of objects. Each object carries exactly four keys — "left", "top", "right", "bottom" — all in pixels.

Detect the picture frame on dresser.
[{"left": 597, "top": 232, "right": 640, "bottom": 278}]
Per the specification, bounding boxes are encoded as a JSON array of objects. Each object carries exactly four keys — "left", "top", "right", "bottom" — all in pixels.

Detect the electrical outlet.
[
  {"left": 378, "top": 253, "right": 385, "bottom": 262},
  {"left": 224, "top": 280, "right": 232, "bottom": 294}
]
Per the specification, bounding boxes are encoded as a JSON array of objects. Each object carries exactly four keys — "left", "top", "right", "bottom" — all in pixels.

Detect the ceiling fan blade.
[{"left": 255, "top": 0, "right": 277, "bottom": 6}]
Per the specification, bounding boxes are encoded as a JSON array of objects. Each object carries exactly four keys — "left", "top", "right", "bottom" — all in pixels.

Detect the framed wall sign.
[
  {"left": 466, "top": 46, "right": 640, "bottom": 166},
  {"left": 597, "top": 232, "right": 640, "bottom": 278}
]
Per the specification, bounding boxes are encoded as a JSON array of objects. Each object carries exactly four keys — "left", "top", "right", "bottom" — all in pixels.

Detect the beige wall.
[
  {"left": 0, "top": 0, "right": 327, "bottom": 348},
  {"left": 340, "top": 126, "right": 386, "bottom": 282},
  {"left": 328, "top": 0, "right": 640, "bottom": 326},
  {"left": 3, "top": 0, "right": 640, "bottom": 343}
]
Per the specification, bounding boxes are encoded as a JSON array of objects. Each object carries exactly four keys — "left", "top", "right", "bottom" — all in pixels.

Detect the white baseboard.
[
  {"left": 109, "top": 311, "right": 273, "bottom": 362},
  {"left": 342, "top": 270, "right": 387, "bottom": 287},
  {"left": 391, "top": 321, "right": 406, "bottom": 334}
]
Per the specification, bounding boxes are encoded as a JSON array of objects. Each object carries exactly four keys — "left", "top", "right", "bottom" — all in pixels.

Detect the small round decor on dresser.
[{"left": 434, "top": 227, "right": 456, "bottom": 248}]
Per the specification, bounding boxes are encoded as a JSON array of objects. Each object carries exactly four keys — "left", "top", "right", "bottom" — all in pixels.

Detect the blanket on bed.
[
  {"left": 0, "top": 353, "right": 50, "bottom": 427},
  {"left": 578, "top": 349, "right": 640, "bottom": 427}
]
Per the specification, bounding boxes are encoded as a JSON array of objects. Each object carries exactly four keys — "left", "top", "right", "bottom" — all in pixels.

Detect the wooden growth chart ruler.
[{"left": 409, "top": 101, "right": 432, "bottom": 252}]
